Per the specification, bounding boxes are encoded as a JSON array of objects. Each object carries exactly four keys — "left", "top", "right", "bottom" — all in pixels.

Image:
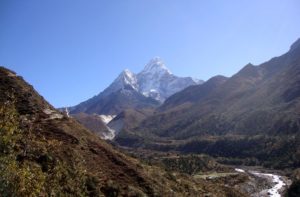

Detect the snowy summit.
[
  {"left": 101, "top": 57, "right": 203, "bottom": 102},
  {"left": 137, "top": 57, "right": 203, "bottom": 102}
]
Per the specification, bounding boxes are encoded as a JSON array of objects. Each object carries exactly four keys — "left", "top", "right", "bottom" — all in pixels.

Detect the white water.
[
  {"left": 235, "top": 168, "right": 286, "bottom": 197},
  {"left": 235, "top": 168, "right": 245, "bottom": 173},
  {"left": 250, "top": 171, "right": 286, "bottom": 197}
]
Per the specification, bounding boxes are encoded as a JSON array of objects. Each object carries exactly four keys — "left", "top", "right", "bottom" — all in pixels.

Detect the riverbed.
[{"left": 235, "top": 168, "right": 291, "bottom": 197}]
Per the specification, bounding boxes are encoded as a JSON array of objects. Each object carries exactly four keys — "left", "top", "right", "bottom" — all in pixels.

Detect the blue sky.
[{"left": 1, "top": 0, "right": 300, "bottom": 107}]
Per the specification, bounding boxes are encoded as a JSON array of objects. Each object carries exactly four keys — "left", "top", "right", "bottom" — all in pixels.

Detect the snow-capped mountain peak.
[
  {"left": 102, "top": 69, "right": 138, "bottom": 96},
  {"left": 137, "top": 57, "right": 202, "bottom": 102},
  {"left": 88, "top": 58, "right": 202, "bottom": 103},
  {"left": 120, "top": 69, "right": 138, "bottom": 88},
  {"left": 141, "top": 57, "right": 172, "bottom": 75},
  {"left": 69, "top": 57, "right": 203, "bottom": 117}
]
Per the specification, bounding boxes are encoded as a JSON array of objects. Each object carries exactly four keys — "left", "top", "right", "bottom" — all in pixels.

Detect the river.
[{"left": 235, "top": 168, "right": 289, "bottom": 197}]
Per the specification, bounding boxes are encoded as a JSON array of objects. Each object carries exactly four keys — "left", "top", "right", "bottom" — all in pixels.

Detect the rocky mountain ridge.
[{"left": 69, "top": 57, "right": 202, "bottom": 116}]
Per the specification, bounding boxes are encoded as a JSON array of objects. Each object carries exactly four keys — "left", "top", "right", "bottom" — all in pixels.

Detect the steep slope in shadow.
[{"left": 159, "top": 75, "right": 228, "bottom": 111}]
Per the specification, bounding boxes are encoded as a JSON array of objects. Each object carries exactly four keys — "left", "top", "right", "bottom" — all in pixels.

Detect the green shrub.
[
  {"left": 0, "top": 100, "right": 91, "bottom": 196},
  {"left": 0, "top": 101, "right": 46, "bottom": 196}
]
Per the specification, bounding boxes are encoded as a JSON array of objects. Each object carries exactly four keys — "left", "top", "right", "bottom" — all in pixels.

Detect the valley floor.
[
  {"left": 196, "top": 167, "right": 291, "bottom": 197},
  {"left": 119, "top": 146, "right": 293, "bottom": 196}
]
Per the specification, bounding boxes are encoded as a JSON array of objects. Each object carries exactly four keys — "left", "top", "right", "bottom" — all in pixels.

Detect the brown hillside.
[{"left": 0, "top": 66, "right": 246, "bottom": 196}]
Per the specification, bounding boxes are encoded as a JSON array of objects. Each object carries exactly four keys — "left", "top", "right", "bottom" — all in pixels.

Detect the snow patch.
[
  {"left": 123, "top": 69, "right": 135, "bottom": 81},
  {"left": 99, "top": 114, "right": 116, "bottom": 124},
  {"left": 122, "top": 69, "right": 138, "bottom": 90}
]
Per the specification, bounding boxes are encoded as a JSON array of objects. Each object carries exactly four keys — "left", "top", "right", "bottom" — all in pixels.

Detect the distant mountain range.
[
  {"left": 67, "top": 57, "right": 203, "bottom": 139},
  {"left": 115, "top": 38, "right": 300, "bottom": 170},
  {"left": 69, "top": 57, "right": 202, "bottom": 116},
  {"left": 139, "top": 38, "right": 300, "bottom": 138},
  {"left": 58, "top": 38, "right": 300, "bottom": 171}
]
